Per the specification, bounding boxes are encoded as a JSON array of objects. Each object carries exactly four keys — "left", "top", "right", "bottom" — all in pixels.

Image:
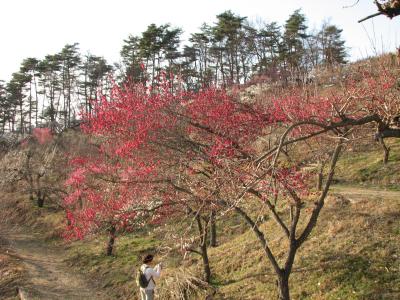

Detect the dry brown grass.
[{"left": 0, "top": 236, "right": 25, "bottom": 299}]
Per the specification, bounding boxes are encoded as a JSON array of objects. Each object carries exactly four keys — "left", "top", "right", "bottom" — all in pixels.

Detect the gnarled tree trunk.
[
  {"left": 106, "top": 225, "right": 116, "bottom": 256},
  {"left": 209, "top": 210, "right": 217, "bottom": 247},
  {"left": 277, "top": 273, "right": 290, "bottom": 300}
]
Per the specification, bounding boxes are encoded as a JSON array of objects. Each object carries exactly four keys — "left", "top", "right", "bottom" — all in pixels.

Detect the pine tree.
[
  {"left": 80, "top": 54, "right": 112, "bottom": 114},
  {"left": 282, "top": 9, "right": 308, "bottom": 78},
  {"left": 37, "top": 54, "right": 62, "bottom": 125},
  {"left": 20, "top": 57, "right": 40, "bottom": 131},
  {"left": 7, "top": 72, "right": 30, "bottom": 133},
  {"left": 120, "top": 35, "right": 143, "bottom": 82},
  {"left": 0, "top": 80, "right": 8, "bottom": 133},
  {"left": 318, "top": 23, "right": 347, "bottom": 66},
  {"left": 189, "top": 24, "right": 214, "bottom": 87},
  {"left": 213, "top": 10, "right": 247, "bottom": 84},
  {"left": 60, "top": 43, "right": 81, "bottom": 128}
]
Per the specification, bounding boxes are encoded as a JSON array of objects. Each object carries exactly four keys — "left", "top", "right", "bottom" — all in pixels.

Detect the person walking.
[{"left": 138, "top": 254, "right": 162, "bottom": 300}]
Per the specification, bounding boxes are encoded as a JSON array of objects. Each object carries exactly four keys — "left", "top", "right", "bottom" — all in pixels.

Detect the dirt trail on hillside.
[
  {"left": 1, "top": 228, "right": 110, "bottom": 300},
  {"left": 332, "top": 185, "right": 400, "bottom": 202}
]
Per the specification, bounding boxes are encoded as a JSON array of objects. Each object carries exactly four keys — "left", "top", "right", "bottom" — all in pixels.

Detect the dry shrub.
[{"left": 158, "top": 268, "right": 213, "bottom": 300}]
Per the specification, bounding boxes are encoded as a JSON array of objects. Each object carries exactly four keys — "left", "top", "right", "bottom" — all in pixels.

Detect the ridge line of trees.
[{"left": 0, "top": 9, "right": 347, "bottom": 135}]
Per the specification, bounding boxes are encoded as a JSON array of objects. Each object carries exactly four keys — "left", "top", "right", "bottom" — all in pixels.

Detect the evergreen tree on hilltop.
[
  {"left": 0, "top": 80, "right": 8, "bottom": 133},
  {"left": 37, "top": 54, "right": 62, "bottom": 125},
  {"left": 59, "top": 43, "right": 81, "bottom": 128},
  {"left": 7, "top": 72, "right": 31, "bottom": 133},
  {"left": 187, "top": 23, "right": 214, "bottom": 87},
  {"left": 120, "top": 35, "right": 143, "bottom": 82},
  {"left": 282, "top": 9, "right": 308, "bottom": 74},
  {"left": 318, "top": 23, "right": 347, "bottom": 66},
  {"left": 139, "top": 23, "right": 182, "bottom": 86},
  {"left": 213, "top": 10, "right": 247, "bottom": 84},
  {"left": 80, "top": 54, "right": 112, "bottom": 114},
  {"left": 20, "top": 57, "right": 40, "bottom": 131}
]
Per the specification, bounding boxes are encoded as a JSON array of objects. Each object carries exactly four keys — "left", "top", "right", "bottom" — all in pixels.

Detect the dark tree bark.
[
  {"left": 200, "top": 238, "right": 211, "bottom": 283},
  {"left": 379, "top": 138, "right": 390, "bottom": 164},
  {"left": 277, "top": 274, "right": 290, "bottom": 300},
  {"left": 317, "top": 172, "right": 323, "bottom": 191},
  {"left": 37, "top": 194, "right": 44, "bottom": 208},
  {"left": 106, "top": 225, "right": 116, "bottom": 256},
  {"left": 317, "top": 160, "right": 326, "bottom": 191},
  {"left": 209, "top": 210, "right": 217, "bottom": 247},
  {"left": 196, "top": 214, "right": 211, "bottom": 283}
]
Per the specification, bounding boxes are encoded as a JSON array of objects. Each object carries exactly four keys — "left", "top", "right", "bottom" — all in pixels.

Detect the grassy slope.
[
  {"left": 208, "top": 186, "right": 400, "bottom": 299},
  {"left": 58, "top": 144, "right": 400, "bottom": 300},
  {"left": 335, "top": 139, "right": 400, "bottom": 188},
  {"left": 2, "top": 181, "right": 398, "bottom": 300}
]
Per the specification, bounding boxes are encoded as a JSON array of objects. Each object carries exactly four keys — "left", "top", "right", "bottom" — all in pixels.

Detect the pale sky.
[{"left": 1, "top": 0, "right": 399, "bottom": 81}]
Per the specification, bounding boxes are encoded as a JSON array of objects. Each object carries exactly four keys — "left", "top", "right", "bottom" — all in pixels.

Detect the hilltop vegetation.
[{"left": 0, "top": 8, "right": 347, "bottom": 136}]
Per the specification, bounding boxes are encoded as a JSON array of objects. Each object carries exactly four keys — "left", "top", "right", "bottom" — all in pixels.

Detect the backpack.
[{"left": 136, "top": 266, "right": 152, "bottom": 288}]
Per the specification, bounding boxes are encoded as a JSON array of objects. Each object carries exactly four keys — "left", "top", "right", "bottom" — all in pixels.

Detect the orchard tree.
[
  {"left": 0, "top": 128, "right": 66, "bottom": 208},
  {"left": 63, "top": 81, "right": 177, "bottom": 255}
]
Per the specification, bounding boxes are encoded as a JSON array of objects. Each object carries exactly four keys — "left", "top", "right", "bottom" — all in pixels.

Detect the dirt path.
[
  {"left": 1, "top": 228, "right": 110, "bottom": 300},
  {"left": 331, "top": 184, "right": 400, "bottom": 202}
]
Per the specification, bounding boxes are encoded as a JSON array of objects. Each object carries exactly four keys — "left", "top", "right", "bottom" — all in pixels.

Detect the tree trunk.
[
  {"left": 28, "top": 81, "right": 32, "bottom": 133},
  {"left": 277, "top": 274, "right": 290, "bottom": 300},
  {"left": 106, "top": 226, "right": 116, "bottom": 256},
  {"left": 317, "top": 172, "right": 323, "bottom": 191},
  {"left": 379, "top": 138, "right": 390, "bottom": 164},
  {"left": 19, "top": 96, "right": 24, "bottom": 134},
  {"left": 195, "top": 213, "right": 211, "bottom": 283},
  {"left": 383, "top": 145, "right": 390, "bottom": 164},
  {"left": 37, "top": 194, "right": 44, "bottom": 208},
  {"left": 200, "top": 241, "right": 211, "bottom": 283},
  {"left": 34, "top": 74, "right": 39, "bottom": 127},
  {"left": 210, "top": 211, "right": 217, "bottom": 247}
]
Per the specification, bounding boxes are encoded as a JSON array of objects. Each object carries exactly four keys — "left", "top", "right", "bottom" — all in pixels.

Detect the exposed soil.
[
  {"left": 332, "top": 185, "right": 400, "bottom": 203},
  {"left": 1, "top": 228, "right": 111, "bottom": 300}
]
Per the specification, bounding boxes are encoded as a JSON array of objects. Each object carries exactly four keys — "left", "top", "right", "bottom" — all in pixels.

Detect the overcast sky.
[{"left": 1, "top": 0, "right": 399, "bottom": 81}]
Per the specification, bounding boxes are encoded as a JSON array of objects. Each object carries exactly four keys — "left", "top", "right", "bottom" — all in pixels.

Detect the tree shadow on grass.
[{"left": 322, "top": 252, "right": 399, "bottom": 299}]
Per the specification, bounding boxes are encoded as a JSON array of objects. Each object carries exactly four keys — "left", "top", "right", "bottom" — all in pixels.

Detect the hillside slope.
[{"left": 206, "top": 185, "right": 400, "bottom": 299}]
